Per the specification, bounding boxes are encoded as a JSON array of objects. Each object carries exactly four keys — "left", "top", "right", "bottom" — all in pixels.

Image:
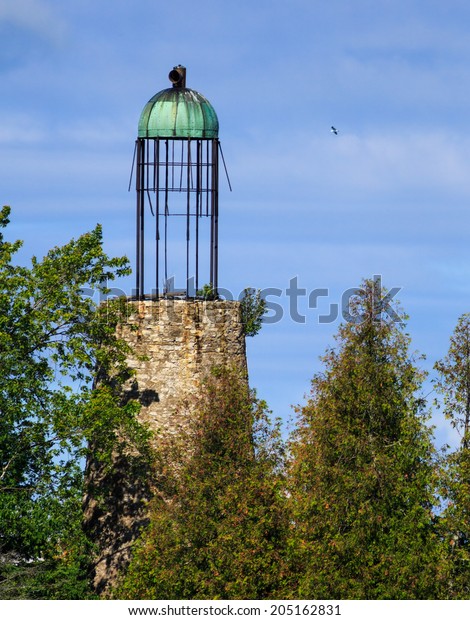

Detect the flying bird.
[{"left": 331, "top": 126, "right": 338, "bottom": 135}]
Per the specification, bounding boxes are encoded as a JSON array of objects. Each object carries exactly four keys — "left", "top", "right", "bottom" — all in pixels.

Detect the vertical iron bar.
[
  {"left": 141, "top": 140, "right": 146, "bottom": 297},
  {"left": 206, "top": 139, "right": 209, "bottom": 216},
  {"left": 146, "top": 138, "right": 149, "bottom": 194},
  {"left": 209, "top": 140, "right": 213, "bottom": 288},
  {"left": 135, "top": 139, "right": 141, "bottom": 297},
  {"left": 155, "top": 138, "right": 160, "bottom": 299},
  {"left": 190, "top": 141, "right": 194, "bottom": 189},
  {"left": 186, "top": 139, "right": 191, "bottom": 297},
  {"left": 211, "top": 139, "right": 219, "bottom": 292},
  {"left": 179, "top": 140, "right": 184, "bottom": 191},
  {"left": 171, "top": 140, "right": 175, "bottom": 190},
  {"left": 136, "top": 139, "right": 146, "bottom": 299},
  {"left": 195, "top": 140, "right": 201, "bottom": 293},
  {"left": 164, "top": 140, "right": 169, "bottom": 289}
]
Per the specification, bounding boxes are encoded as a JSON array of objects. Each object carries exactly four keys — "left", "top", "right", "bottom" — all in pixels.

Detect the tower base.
[{"left": 83, "top": 300, "right": 247, "bottom": 594}]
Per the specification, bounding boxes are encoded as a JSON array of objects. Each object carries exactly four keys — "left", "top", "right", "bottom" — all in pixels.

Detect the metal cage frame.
[{"left": 134, "top": 136, "right": 219, "bottom": 299}]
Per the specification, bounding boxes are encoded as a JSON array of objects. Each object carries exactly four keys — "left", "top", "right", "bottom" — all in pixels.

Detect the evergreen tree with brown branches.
[
  {"left": 435, "top": 313, "right": 470, "bottom": 598},
  {"left": 116, "top": 367, "right": 289, "bottom": 600},
  {"left": 286, "top": 279, "right": 445, "bottom": 599}
]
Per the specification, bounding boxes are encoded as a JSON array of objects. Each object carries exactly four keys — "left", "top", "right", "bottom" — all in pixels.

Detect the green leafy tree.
[
  {"left": 240, "top": 288, "right": 266, "bottom": 337},
  {"left": 196, "top": 283, "right": 218, "bottom": 300},
  {"left": 0, "top": 495, "right": 97, "bottom": 600},
  {"left": 434, "top": 313, "right": 470, "bottom": 598},
  {"left": 286, "top": 278, "right": 445, "bottom": 599},
  {"left": 196, "top": 286, "right": 267, "bottom": 337},
  {"left": 116, "top": 367, "right": 289, "bottom": 600},
  {"left": 0, "top": 206, "right": 147, "bottom": 598}
]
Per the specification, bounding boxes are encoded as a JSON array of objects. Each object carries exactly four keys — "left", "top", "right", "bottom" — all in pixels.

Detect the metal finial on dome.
[
  {"left": 137, "top": 67, "right": 218, "bottom": 139},
  {"left": 168, "top": 65, "right": 186, "bottom": 88}
]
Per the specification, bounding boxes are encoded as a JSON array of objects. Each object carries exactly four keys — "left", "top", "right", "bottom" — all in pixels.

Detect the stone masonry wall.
[
  {"left": 121, "top": 299, "right": 247, "bottom": 437},
  {"left": 83, "top": 299, "right": 247, "bottom": 594}
]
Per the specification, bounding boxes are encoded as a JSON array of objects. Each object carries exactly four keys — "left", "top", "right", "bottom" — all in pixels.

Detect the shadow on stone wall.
[{"left": 83, "top": 450, "right": 153, "bottom": 595}]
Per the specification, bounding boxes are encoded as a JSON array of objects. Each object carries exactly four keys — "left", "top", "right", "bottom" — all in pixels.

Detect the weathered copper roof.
[{"left": 138, "top": 86, "right": 219, "bottom": 139}]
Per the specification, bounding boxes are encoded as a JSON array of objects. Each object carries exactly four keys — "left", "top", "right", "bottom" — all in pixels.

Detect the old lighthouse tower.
[{"left": 84, "top": 66, "right": 247, "bottom": 593}]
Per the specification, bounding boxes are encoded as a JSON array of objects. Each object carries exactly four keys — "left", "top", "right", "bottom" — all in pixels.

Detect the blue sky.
[{"left": 2, "top": 0, "right": 470, "bottom": 448}]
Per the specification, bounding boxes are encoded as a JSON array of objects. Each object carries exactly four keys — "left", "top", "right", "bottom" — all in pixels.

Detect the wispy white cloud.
[
  {"left": 0, "top": 113, "right": 47, "bottom": 144},
  {"left": 318, "top": 131, "right": 470, "bottom": 192},
  {"left": 0, "top": 0, "right": 66, "bottom": 43},
  {"left": 228, "top": 129, "right": 470, "bottom": 207}
]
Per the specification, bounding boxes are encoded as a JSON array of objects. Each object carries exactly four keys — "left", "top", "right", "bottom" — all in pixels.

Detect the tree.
[
  {"left": 435, "top": 313, "right": 470, "bottom": 449},
  {"left": 286, "top": 278, "right": 445, "bottom": 599},
  {"left": 115, "top": 366, "right": 289, "bottom": 600},
  {"left": 0, "top": 206, "right": 148, "bottom": 598},
  {"left": 434, "top": 313, "right": 470, "bottom": 598},
  {"left": 240, "top": 288, "right": 266, "bottom": 337}
]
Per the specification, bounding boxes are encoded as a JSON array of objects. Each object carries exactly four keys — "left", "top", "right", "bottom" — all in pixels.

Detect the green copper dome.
[{"left": 138, "top": 86, "right": 219, "bottom": 139}]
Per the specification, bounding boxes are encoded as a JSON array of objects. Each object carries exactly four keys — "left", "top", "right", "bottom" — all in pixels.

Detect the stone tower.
[
  {"left": 83, "top": 68, "right": 247, "bottom": 594},
  {"left": 119, "top": 300, "right": 247, "bottom": 438}
]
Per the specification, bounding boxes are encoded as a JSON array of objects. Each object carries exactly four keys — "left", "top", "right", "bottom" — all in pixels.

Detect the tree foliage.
[
  {"left": 4, "top": 204, "right": 470, "bottom": 600},
  {"left": 434, "top": 313, "right": 470, "bottom": 598},
  {"left": 240, "top": 288, "right": 266, "bottom": 337},
  {"left": 115, "top": 367, "right": 289, "bottom": 600},
  {"left": 0, "top": 206, "right": 147, "bottom": 598},
  {"left": 434, "top": 313, "right": 470, "bottom": 449},
  {"left": 285, "top": 279, "right": 445, "bottom": 599},
  {"left": 196, "top": 283, "right": 218, "bottom": 300}
]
